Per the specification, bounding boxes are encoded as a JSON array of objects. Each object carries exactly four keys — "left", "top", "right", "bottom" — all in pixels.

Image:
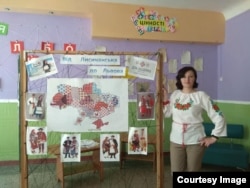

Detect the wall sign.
[{"left": 131, "top": 7, "right": 178, "bottom": 35}]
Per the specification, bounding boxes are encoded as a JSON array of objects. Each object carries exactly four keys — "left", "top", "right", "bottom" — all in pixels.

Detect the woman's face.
[{"left": 180, "top": 70, "right": 195, "bottom": 89}]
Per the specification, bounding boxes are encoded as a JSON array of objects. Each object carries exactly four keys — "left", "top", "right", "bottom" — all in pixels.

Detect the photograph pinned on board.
[
  {"left": 26, "top": 126, "right": 47, "bottom": 155},
  {"left": 100, "top": 134, "right": 120, "bottom": 162},
  {"left": 60, "top": 134, "right": 81, "bottom": 162},
  {"left": 25, "top": 92, "right": 46, "bottom": 121},
  {"left": 128, "top": 127, "right": 148, "bottom": 155},
  {"left": 25, "top": 54, "right": 58, "bottom": 81},
  {"left": 137, "top": 92, "right": 155, "bottom": 120}
]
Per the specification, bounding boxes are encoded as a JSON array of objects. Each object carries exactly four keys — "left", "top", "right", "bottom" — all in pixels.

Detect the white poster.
[
  {"left": 181, "top": 50, "right": 191, "bottom": 64},
  {"left": 100, "top": 134, "right": 120, "bottom": 162},
  {"left": 194, "top": 57, "right": 203, "bottom": 71},
  {"left": 168, "top": 59, "right": 177, "bottom": 73},
  {"left": 47, "top": 78, "right": 128, "bottom": 132},
  {"left": 127, "top": 56, "right": 157, "bottom": 80}
]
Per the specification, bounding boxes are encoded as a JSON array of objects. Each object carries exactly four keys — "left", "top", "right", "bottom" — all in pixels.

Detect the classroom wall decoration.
[
  {"left": 46, "top": 78, "right": 128, "bottom": 132},
  {"left": 131, "top": 7, "right": 178, "bottom": 35},
  {"left": 0, "top": 22, "right": 8, "bottom": 35},
  {"left": 10, "top": 40, "right": 24, "bottom": 54}
]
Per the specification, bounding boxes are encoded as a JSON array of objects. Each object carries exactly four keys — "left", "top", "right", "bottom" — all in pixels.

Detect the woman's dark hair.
[{"left": 175, "top": 66, "right": 198, "bottom": 89}]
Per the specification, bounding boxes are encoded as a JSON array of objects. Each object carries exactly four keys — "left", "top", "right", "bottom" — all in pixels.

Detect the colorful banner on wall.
[{"left": 131, "top": 7, "right": 178, "bottom": 35}]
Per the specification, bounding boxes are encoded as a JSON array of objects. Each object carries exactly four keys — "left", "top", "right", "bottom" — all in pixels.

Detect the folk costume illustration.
[
  {"left": 26, "top": 126, "right": 48, "bottom": 155},
  {"left": 128, "top": 127, "right": 148, "bottom": 155},
  {"left": 37, "top": 127, "right": 47, "bottom": 154},
  {"left": 60, "top": 134, "right": 81, "bottom": 162},
  {"left": 137, "top": 92, "right": 155, "bottom": 120},
  {"left": 26, "top": 93, "right": 46, "bottom": 120},
  {"left": 100, "top": 134, "right": 120, "bottom": 162}
]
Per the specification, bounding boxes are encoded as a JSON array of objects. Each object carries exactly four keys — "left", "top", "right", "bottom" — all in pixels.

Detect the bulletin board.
[{"left": 19, "top": 49, "right": 165, "bottom": 188}]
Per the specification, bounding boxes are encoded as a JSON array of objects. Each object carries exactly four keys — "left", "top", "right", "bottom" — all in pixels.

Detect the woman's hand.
[
  {"left": 162, "top": 86, "right": 168, "bottom": 101},
  {"left": 199, "top": 136, "right": 217, "bottom": 147}
]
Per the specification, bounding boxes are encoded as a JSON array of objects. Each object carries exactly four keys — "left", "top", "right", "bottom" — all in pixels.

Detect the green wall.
[
  {"left": 0, "top": 101, "right": 249, "bottom": 162},
  {"left": 204, "top": 102, "right": 250, "bottom": 149},
  {"left": 0, "top": 102, "right": 19, "bottom": 161}
]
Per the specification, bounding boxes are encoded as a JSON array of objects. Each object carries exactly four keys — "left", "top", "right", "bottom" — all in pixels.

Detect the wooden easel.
[{"left": 19, "top": 49, "right": 165, "bottom": 188}]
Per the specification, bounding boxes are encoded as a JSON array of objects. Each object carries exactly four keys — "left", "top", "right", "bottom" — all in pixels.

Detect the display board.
[{"left": 19, "top": 50, "right": 165, "bottom": 188}]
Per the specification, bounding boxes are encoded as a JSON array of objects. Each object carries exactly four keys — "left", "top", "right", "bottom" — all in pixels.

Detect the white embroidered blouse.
[{"left": 163, "top": 90, "right": 227, "bottom": 145}]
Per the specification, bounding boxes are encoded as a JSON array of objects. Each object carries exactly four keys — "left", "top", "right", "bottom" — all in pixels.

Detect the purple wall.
[
  {"left": 0, "top": 12, "right": 219, "bottom": 100},
  {"left": 218, "top": 10, "right": 250, "bottom": 101}
]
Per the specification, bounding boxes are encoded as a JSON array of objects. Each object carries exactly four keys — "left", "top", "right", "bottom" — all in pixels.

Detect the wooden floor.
[{"left": 0, "top": 156, "right": 248, "bottom": 188}]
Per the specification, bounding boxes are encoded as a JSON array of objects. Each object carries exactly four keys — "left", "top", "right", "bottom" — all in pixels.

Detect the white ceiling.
[{"left": 96, "top": 0, "right": 250, "bottom": 20}]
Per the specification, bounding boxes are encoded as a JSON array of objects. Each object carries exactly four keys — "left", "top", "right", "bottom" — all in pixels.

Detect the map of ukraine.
[{"left": 50, "top": 82, "right": 119, "bottom": 129}]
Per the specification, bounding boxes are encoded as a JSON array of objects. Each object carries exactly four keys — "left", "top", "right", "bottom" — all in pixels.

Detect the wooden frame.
[{"left": 19, "top": 49, "right": 165, "bottom": 188}]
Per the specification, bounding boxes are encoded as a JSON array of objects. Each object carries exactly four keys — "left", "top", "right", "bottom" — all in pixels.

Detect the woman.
[
  {"left": 34, "top": 95, "right": 44, "bottom": 118},
  {"left": 163, "top": 66, "right": 227, "bottom": 172},
  {"left": 70, "top": 136, "right": 79, "bottom": 158},
  {"left": 29, "top": 129, "right": 38, "bottom": 153}
]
